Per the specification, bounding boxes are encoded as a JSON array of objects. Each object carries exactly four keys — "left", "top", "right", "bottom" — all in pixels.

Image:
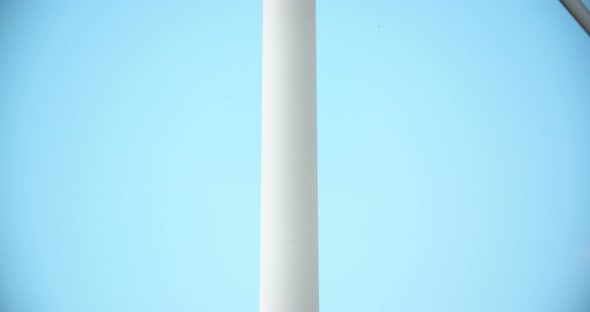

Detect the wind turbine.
[
  {"left": 259, "top": 0, "right": 318, "bottom": 311},
  {"left": 258, "top": 1, "right": 587, "bottom": 311},
  {"left": 561, "top": 0, "right": 590, "bottom": 35}
]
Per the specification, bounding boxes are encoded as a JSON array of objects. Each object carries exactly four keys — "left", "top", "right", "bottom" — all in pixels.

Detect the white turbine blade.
[{"left": 561, "top": 0, "right": 590, "bottom": 35}]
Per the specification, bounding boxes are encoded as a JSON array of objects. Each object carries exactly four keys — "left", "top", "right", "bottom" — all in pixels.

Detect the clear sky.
[{"left": 1, "top": 1, "right": 589, "bottom": 311}]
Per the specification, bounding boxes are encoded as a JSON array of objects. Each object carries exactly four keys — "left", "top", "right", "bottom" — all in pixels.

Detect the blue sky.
[{"left": 1, "top": 1, "right": 589, "bottom": 311}]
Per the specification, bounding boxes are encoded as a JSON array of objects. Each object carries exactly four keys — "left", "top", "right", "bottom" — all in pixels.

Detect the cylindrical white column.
[{"left": 260, "top": 0, "right": 318, "bottom": 311}]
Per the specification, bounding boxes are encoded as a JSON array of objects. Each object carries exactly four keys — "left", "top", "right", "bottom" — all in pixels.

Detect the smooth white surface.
[{"left": 260, "top": 0, "right": 318, "bottom": 311}]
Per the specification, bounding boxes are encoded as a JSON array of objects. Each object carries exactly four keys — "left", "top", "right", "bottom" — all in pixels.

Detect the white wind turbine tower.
[
  {"left": 259, "top": 0, "right": 318, "bottom": 311},
  {"left": 257, "top": 1, "right": 586, "bottom": 311}
]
